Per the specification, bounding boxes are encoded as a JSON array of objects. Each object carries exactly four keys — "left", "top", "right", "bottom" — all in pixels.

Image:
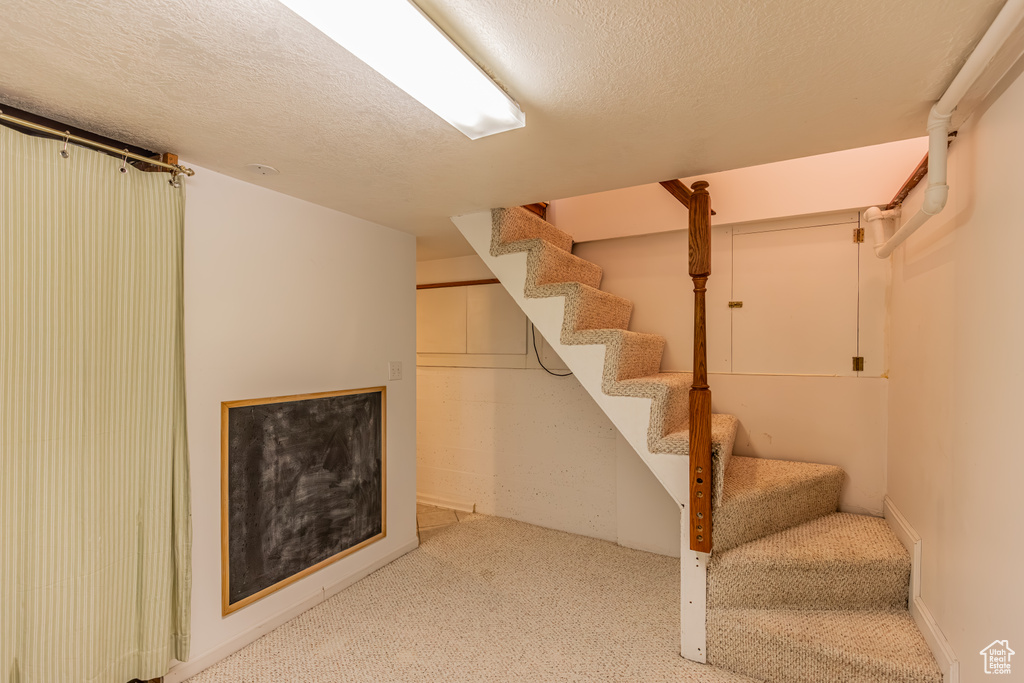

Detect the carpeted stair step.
[
  {"left": 655, "top": 414, "right": 740, "bottom": 455},
  {"left": 654, "top": 413, "right": 739, "bottom": 503},
  {"left": 492, "top": 206, "right": 573, "bottom": 253},
  {"left": 521, "top": 240, "right": 603, "bottom": 290},
  {"left": 611, "top": 372, "right": 693, "bottom": 436},
  {"left": 567, "top": 329, "right": 665, "bottom": 383},
  {"left": 707, "top": 608, "right": 942, "bottom": 683},
  {"left": 605, "top": 373, "right": 737, "bottom": 451},
  {"left": 715, "top": 456, "right": 844, "bottom": 552},
  {"left": 489, "top": 212, "right": 601, "bottom": 291},
  {"left": 570, "top": 368, "right": 739, "bottom": 501},
  {"left": 709, "top": 512, "right": 910, "bottom": 610},
  {"left": 490, "top": 236, "right": 602, "bottom": 293},
  {"left": 522, "top": 281, "right": 634, "bottom": 334},
  {"left": 558, "top": 282, "right": 633, "bottom": 332}
]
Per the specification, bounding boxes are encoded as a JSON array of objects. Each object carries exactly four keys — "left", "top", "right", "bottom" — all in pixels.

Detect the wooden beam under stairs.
[{"left": 660, "top": 179, "right": 716, "bottom": 215}]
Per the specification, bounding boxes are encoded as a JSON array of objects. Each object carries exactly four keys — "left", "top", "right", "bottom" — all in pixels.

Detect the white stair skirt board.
[
  {"left": 884, "top": 496, "right": 959, "bottom": 683},
  {"left": 451, "top": 210, "right": 708, "bottom": 661},
  {"left": 416, "top": 493, "right": 476, "bottom": 513}
]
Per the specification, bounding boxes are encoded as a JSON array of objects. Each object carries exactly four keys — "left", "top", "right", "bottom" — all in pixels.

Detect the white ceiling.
[{"left": 0, "top": 0, "right": 1006, "bottom": 259}]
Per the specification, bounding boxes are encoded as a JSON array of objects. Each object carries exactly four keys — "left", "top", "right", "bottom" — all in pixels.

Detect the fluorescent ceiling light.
[{"left": 279, "top": 0, "right": 526, "bottom": 140}]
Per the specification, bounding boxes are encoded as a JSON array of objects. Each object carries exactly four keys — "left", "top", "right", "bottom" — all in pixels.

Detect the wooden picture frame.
[{"left": 221, "top": 387, "right": 387, "bottom": 615}]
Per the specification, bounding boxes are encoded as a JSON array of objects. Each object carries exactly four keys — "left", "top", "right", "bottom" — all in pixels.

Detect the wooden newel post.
[{"left": 688, "top": 180, "right": 713, "bottom": 553}]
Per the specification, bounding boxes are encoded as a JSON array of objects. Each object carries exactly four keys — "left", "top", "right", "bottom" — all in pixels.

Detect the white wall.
[
  {"left": 418, "top": 365, "right": 620, "bottom": 540},
  {"left": 710, "top": 373, "right": 887, "bottom": 515},
  {"left": 572, "top": 210, "right": 889, "bottom": 378},
  {"left": 417, "top": 254, "right": 495, "bottom": 283},
  {"left": 167, "top": 166, "right": 417, "bottom": 681},
  {"left": 887, "top": 66, "right": 1024, "bottom": 681},
  {"left": 548, "top": 137, "right": 928, "bottom": 242},
  {"left": 416, "top": 365, "right": 683, "bottom": 556}
]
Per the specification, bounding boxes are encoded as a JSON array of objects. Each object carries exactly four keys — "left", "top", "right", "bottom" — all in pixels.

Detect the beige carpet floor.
[{"left": 187, "top": 514, "right": 758, "bottom": 682}]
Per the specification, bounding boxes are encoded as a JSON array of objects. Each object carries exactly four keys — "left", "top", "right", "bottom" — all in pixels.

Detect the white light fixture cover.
[{"left": 279, "top": 0, "right": 526, "bottom": 140}]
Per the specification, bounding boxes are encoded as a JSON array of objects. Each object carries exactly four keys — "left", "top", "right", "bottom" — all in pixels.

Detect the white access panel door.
[
  {"left": 416, "top": 287, "right": 468, "bottom": 353},
  {"left": 732, "top": 222, "right": 859, "bottom": 376},
  {"left": 466, "top": 284, "right": 527, "bottom": 355}
]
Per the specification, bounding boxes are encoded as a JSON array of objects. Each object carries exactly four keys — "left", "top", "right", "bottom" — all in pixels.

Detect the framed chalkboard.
[{"left": 220, "top": 387, "right": 386, "bottom": 615}]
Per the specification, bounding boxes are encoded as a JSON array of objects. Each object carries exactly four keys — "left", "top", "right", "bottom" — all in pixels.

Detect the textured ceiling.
[{"left": 0, "top": 0, "right": 1006, "bottom": 258}]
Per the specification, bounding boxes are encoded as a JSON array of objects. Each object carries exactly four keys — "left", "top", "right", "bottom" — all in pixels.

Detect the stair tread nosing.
[
  {"left": 656, "top": 413, "right": 740, "bottom": 456},
  {"left": 602, "top": 372, "right": 738, "bottom": 450},
  {"left": 707, "top": 608, "right": 942, "bottom": 683},
  {"left": 565, "top": 328, "right": 666, "bottom": 383},
  {"left": 528, "top": 281, "right": 633, "bottom": 333},
  {"left": 714, "top": 456, "right": 845, "bottom": 552},
  {"left": 709, "top": 512, "right": 910, "bottom": 610},
  {"left": 496, "top": 237, "right": 603, "bottom": 290},
  {"left": 492, "top": 206, "right": 574, "bottom": 253},
  {"left": 599, "top": 372, "right": 692, "bottom": 438},
  {"left": 613, "top": 372, "right": 695, "bottom": 445},
  {"left": 575, "top": 368, "right": 738, "bottom": 502}
]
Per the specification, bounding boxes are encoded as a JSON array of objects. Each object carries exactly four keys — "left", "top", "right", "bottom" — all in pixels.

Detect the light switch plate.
[{"left": 388, "top": 361, "right": 402, "bottom": 381}]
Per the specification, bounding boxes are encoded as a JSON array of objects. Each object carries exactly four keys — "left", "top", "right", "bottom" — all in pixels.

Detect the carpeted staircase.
[{"left": 453, "top": 206, "right": 943, "bottom": 683}]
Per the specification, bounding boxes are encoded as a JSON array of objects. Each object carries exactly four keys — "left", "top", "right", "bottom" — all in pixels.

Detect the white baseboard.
[
  {"left": 883, "top": 496, "right": 959, "bottom": 683},
  {"left": 164, "top": 537, "right": 419, "bottom": 683},
  {"left": 416, "top": 493, "right": 476, "bottom": 513}
]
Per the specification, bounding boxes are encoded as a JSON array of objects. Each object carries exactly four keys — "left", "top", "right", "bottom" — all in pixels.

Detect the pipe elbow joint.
[
  {"left": 864, "top": 207, "right": 898, "bottom": 222},
  {"left": 928, "top": 104, "right": 953, "bottom": 132},
  {"left": 922, "top": 184, "right": 949, "bottom": 215}
]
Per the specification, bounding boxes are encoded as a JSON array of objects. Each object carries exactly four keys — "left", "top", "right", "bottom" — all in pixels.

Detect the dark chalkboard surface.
[{"left": 221, "top": 387, "right": 386, "bottom": 614}]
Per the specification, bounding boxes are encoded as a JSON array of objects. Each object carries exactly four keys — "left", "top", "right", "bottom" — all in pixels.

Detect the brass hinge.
[
  {"left": 728, "top": 301, "right": 743, "bottom": 308},
  {"left": 852, "top": 356, "right": 865, "bottom": 372},
  {"left": 853, "top": 227, "right": 865, "bottom": 243}
]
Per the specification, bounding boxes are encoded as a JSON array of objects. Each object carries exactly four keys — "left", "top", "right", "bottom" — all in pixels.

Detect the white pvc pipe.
[
  {"left": 936, "top": 0, "right": 1024, "bottom": 118},
  {"left": 863, "top": 207, "right": 898, "bottom": 245},
  {"left": 874, "top": 107, "right": 950, "bottom": 258},
  {"left": 874, "top": 0, "right": 1024, "bottom": 258},
  {"left": 875, "top": 208, "right": 931, "bottom": 258}
]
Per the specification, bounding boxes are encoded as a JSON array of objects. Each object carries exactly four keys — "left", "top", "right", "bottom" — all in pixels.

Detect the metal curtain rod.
[{"left": 0, "top": 108, "right": 195, "bottom": 177}]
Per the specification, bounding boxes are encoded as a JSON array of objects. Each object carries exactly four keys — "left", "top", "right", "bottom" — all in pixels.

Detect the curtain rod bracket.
[{"left": 0, "top": 107, "right": 195, "bottom": 178}]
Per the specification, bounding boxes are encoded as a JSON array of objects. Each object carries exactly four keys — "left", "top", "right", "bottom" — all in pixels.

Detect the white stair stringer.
[
  {"left": 453, "top": 211, "right": 687, "bottom": 502},
  {"left": 452, "top": 210, "right": 709, "bottom": 662}
]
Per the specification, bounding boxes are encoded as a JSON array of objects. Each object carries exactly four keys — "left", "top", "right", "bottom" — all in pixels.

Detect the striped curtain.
[{"left": 0, "top": 125, "right": 192, "bottom": 683}]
